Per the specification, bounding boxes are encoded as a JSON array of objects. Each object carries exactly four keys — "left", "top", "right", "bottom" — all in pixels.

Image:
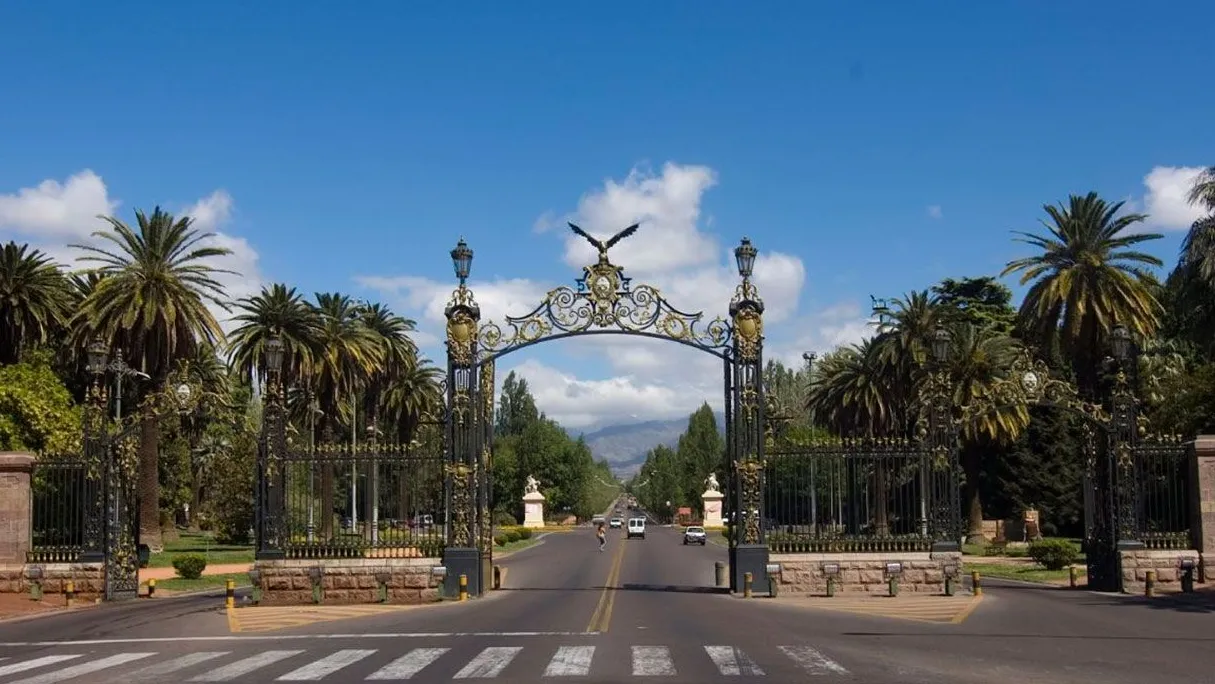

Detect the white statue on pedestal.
[
  {"left": 704, "top": 472, "right": 720, "bottom": 493},
  {"left": 701, "top": 472, "right": 724, "bottom": 528},
  {"left": 522, "top": 474, "right": 546, "bottom": 528}
]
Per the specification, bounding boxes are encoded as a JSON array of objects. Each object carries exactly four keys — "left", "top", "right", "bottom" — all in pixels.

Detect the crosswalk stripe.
[
  {"left": 778, "top": 645, "right": 849, "bottom": 675},
  {"left": 6, "top": 652, "right": 154, "bottom": 684},
  {"left": 704, "top": 646, "right": 764, "bottom": 676},
  {"left": 0, "top": 655, "right": 82, "bottom": 677},
  {"left": 452, "top": 646, "right": 521, "bottom": 679},
  {"left": 543, "top": 646, "right": 594, "bottom": 676},
  {"left": 126, "top": 652, "right": 231, "bottom": 680},
  {"left": 189, "top": 650, "right": 304, "bottom": 681},
  {"left": 277, "top": 649, "right": 376, "bottom": 680},
  {"left": 631, "top": 646, "right": 676, "bottom": 676},
  {"left": 366, "top": 648, "right": 450, "bottom": 680}
]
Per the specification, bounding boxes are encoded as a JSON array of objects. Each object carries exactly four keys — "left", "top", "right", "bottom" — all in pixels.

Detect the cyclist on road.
[{"left": 596, "top": 522, "right": 607, "bottom": 552}]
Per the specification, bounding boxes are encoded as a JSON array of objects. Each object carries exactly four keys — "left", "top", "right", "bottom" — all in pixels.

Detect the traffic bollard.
[
  {"left": 971, "top": 570, "right": 982, "bottom": 597},
  {"left": 65, "top": 580, "right": 75, "bottom": 606},
  {"left": 1181, "top": 565, "right": 1196, "bottom": 594},
  {"left": 743, "top": 572, "right": 753, "bottom": 598},
  {"left": 459, "top": 574, "right": 468, "bottom": 602},
  {"left": 714, "top": 561, "right": 727, "bottom": 588},
  {"left": 147, "top": 578, "right": 156, "bottom": 598},
  {"left": 226, "top": 579, "right": 235, "bottom": 609},
  {"left": 1145, "top": 570, "right": 1156, "bottom": 598},
  {"left": 889, "top": 576, "right": 899, "bottom": 598},
  {"left": 826, "top": 577, "right": 835, "bottom": 598},
  {"left": 1069, "top": 566, "right": 1077, "bottom": 588}
]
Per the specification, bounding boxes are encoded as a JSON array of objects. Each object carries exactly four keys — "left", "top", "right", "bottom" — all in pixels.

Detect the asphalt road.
[{"left": 0, "top": 522, "right": 1213, "bottom": 683}]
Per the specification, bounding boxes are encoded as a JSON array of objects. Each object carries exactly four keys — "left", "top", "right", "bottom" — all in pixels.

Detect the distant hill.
[{"left": 574, "top": 412, "right": 726, "bottom": 478}]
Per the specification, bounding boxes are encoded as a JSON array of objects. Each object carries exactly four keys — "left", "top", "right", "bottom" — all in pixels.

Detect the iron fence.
[
  {"left": 762, "top": 439, "right": 956, "bottom": 553},
  {"left": 28, "top": 454, "right": 90, "bottom": 563},
  {"left": 276, "top": 442, "right": 447, "bottom": 559},
  {"left": 1136, "top": 441, "right": 1192, "bottom": 550}
]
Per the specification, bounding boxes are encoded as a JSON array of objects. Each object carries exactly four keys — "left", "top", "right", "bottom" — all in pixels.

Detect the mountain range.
[{"left": 572, "top": 412, "right": 726, "bottom": 478}]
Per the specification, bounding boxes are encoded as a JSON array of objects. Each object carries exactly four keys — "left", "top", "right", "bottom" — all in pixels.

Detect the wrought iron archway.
[{"left": 440, "top": 226, "right": 770, "bottom": 597}]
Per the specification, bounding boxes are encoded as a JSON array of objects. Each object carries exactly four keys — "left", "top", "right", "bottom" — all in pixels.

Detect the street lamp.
[
  {"left": 85, "top": 340, "right": 150, "bottom": 422},
  {"left": 734, "top": 237, "right": 757, "bottom": 280},
  {"left": 451, "top": 238, "right": 474, "bottom": 284},
  {"left": 264, "top": 336, "right": 284, "bottom": 373},
  {"left": 1110, "top": 324, "right": 1132, "bottom": 362},
  {"left": 931, "top": 327, "right": 951, "bottom": 365},
  {"left": 87, "top": 340, "right": 107, "bottom": 374}
]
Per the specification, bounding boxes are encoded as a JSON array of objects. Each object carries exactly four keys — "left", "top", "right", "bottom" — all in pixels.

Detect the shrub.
[
  {"left": 1028, "top": 538, "right": 1079, "bottom": 570},
  {"left": 514, "top": 527, "right": 533, "bottom": 540},
  {"left": 172, "top": 554, "right": 208, "bottom": 580},
  {"left": 493, "top": 511, "right": 518, "bottom": 527},
  {"left": 494, "top": 534, "right": 508, "bottom": 546}
]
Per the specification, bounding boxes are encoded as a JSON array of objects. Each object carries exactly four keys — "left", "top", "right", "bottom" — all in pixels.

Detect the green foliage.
[
  {"left": 932, "top": 276, "right": 1016, "bottom": 334},
  {"left": 493, "top": 525, "right": 535, "bottom": 546},
  {"left": 200, "top": 389, "right": 259, "bottom": 544},
  {"left": 1028, "top": 538, "right": 1080, "bottom": 570},
  {"left": 172, "top": 553, "right": 208, "bottom": 579},
  {"left": 0, "top": 351, "right": 81, "bottom": 454},
  {"left": 631, "top": 403, "right": 725, "bottom": 521}
]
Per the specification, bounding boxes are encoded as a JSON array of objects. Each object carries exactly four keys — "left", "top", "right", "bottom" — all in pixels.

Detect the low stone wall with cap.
[
  {"left": 1120, "top": 548, "right": 1201, "bottom": 594},
  {"left": 0, "top": 562, "right": 104, "bottom": 599},
  {"left": 770, "top": 551, "right": 964, "bottom": 595},
  {"left": 252, "top": 557, "right": 445, "bottom": 605}
]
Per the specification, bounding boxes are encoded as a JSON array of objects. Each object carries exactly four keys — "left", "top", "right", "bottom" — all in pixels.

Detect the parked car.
[
  {"left": 627, "top": 517, "right": 646, "bottom": 539},
  {"left": 683, "top": 526, "right": 707, "bottom": 545},
  {"left": 609, "top": 517, "right": 622, "bottom": 528}
]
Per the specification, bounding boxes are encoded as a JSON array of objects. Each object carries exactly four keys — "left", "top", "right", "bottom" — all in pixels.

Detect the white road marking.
[
  {"left": 276, "top": 649, "right": 376, "bottom": 680},
  {"left": 631, "top": 646, "right": 676, "bottom": 676},
  {"left": 366, "top": 647, "right": 449, "bottom": 680},
  {"left": 778, "top": 645, "right": 849, "bottom": 675},
  {"left": 704, "top": 645, "right": 765, "bottom": 676},
  {"left": 189, "top": 650, "right": 303, "bottom": 681},
  {"left": 0, "top": 632, "right": 588, "bottom": 647},
  {"left": 7, "top": 652, "right": 154, "bottom": 684},
  {"left": 126, "top": 652, "right": 230, "bottom": 680},
  {"left": 0, "top": 655, "right": 82, "bottom": 677},
  {"left": 543, "top": 646, "right": 595, "bottom": 676},
  {"left": 452, "top": 646, "right": 522, "bottom": 679}
]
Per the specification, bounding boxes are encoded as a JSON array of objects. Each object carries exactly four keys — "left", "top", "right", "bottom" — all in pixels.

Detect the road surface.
[{"left": 0, "top": 522, "right": 1213, "bottom": 682}]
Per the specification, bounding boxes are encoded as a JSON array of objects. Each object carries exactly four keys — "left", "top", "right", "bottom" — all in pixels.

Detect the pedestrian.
[{"left": 596, "top": 522, "right": 607, "bottom": 552}]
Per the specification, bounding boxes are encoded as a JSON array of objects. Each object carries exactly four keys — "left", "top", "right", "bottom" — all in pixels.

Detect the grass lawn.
[
  {"left": 965, "top": 561, "right": 1082, "bottom": 585},
  {"left": 495, "top": 537, "right": 542, "bottom": 555},
  {"left": 151, "top": 571, "right": 251, "bottom": 594},
  {"left": 148, "top": 531, "right": 254, "bottom": 568}
]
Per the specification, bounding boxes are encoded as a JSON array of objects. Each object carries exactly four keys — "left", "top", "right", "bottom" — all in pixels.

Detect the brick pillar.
[
  {"left": 0, "top": 452, "right": 35, "bottom": 564},
  {"left": 1191, "top": 436, "right": 1215, "bottom": 581}
]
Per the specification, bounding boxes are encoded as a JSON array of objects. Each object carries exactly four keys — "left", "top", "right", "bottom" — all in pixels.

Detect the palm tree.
[
  {"left": 0, "top": 242, "right": 73, "bottom": 364},
  {"left": 1002, "top": 192, "right": 1164, "bottom": 395},
  {"left": 226, "top": 283, "right": 322, "bottom": 387},
  {"left": 71, "top": 207, "right": 234, "bottom": 549}
]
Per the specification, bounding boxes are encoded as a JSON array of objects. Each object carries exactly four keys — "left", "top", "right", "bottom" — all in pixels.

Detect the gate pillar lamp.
[
  {"left": 451, "top": 237, "right": 473, "bottom": 284},
  {"left": 734, "top": 236, "right": 757, "bottom": 281},
  {"left": 1110, "top": 324, "right": 1132, "bottom": 363},
  {"left": 931, "top": 326, "right": 951, "bottom": 365}
]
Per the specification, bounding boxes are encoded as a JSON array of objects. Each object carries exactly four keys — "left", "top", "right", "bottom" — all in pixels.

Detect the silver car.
[{"left": 682, "top": 526, "right": 707, "bottom": 545}]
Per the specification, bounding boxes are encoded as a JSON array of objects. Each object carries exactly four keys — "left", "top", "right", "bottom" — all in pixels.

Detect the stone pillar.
[
  {"left": 1191, "top": 436, "right": 1215, "bottom": 581},
  {"left": 522, "top": 490, "right": 546, "bottom": 528},
  {"left": 0, "top": 452, "right": 34, "bottom": 564},
  {"left": 702, "top": 489, "right": 724, "bottom": 528}
]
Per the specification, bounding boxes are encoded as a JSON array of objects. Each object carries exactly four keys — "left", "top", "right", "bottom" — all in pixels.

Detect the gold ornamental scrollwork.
[
  {"left": 730, "top": 280, "right": 764, "bottom": 363},
  {"left": 446, "top": 310, "right": 479, "bottom": 367},
  {"left": 735, "top": 457, "right": 763, "bottom": 544},
  {"left": 447, "top": 462, "right": 475, "bottom": 547},
  {"left": 476, "top": 255, "right": 733, "bottom": 357}
]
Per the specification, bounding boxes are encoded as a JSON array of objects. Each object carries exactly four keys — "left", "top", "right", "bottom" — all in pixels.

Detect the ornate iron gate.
[{"left": 440, "top": 229, "right": 770, "bottom": 597}]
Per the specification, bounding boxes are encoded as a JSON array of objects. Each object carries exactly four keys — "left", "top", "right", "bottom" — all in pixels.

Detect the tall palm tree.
[
  {"left": 355, "top": 301, "right": 417, "bottom": 430},
  {"left": 0, "top": 242, "right": 73, "bottom": 364},
  {"left": 1002, "top": 192, "right": 1163, "bottom": 395},
  {"left": 71, "top": 207, "right": 234, "bottom": 549},
  {"left": 226, "top": 283, "right": 322, "bottom": 387}
]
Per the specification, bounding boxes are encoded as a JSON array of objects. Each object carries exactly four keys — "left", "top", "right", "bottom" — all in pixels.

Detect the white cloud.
[
  {"left": 0, "top": 171, "right": 264, "bottom": 336},
  {"left": 359, "top": 161, "right": 866, "bottom": 431},
  {"left": 1138, "top": 166, "right": 1208, "bottom": 230},
  {"left": 927, "top": 205, "right": 943, "bottom": 219}
]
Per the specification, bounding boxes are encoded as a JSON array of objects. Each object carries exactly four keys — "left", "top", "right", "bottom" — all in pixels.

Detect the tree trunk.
[
  {"left": 138, "top": 411, "right": 163, "bottom": 551},
  {"left": 963, "top": 447, "right": 985, "bottom": 544}
]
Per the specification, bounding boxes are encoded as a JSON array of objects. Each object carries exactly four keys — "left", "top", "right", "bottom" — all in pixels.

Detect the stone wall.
[
  {"left": 0, "top": 562, "right": 104, "bottom": 599},
  {"left": 770, "top": 551, "right": 963, "bottom": 595},
  {"left": 1120, "top": 549, "right": 1201, "bottom": 595},
  {"left": 0, "top": 453, "right": 34, "bottom": 564},
  {"left": 1192, "top": 436, "right": 1215, "bottom": 582},
  {"left": 253, "top": 557, "right": 445, "bottom": 605}
]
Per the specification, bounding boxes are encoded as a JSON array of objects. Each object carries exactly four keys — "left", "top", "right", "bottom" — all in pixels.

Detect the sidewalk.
[{"left": 140, "top": 563, "right": 252, "bottom": 581}]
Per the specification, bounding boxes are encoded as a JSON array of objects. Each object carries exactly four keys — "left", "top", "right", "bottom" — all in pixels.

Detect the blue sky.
[{"left": 1, "top": 2, "right": 1212, "bottom": 430}]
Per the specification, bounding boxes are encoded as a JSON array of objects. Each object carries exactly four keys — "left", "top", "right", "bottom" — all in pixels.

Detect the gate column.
[
  {"left": 443, "top": 238, "right": 485, "bottom": 598},
  {"left": 1191, "top": 436, "right": 1215, "bottom": 581}
]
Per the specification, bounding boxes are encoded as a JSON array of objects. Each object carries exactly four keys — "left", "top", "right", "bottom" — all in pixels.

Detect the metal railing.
[
  {"left": 28, "top": 454, "right": 90, "bottom": 563},
  {"left": 1136, "top": 441, "right": 1192, "bottom": 550}
]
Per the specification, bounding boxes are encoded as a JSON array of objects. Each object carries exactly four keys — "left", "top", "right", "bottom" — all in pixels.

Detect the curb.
[{"left": 0, "top": 601, "right": 100, "bottom": 625}]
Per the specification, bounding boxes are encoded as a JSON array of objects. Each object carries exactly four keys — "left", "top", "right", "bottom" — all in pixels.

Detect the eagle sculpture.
[{"left": 567, "top": 222, "right": 639, "bottom": 261}]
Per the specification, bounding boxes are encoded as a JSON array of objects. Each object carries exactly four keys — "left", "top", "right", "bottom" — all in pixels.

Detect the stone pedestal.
[
  {"left": 0, "top": 453, "right": 34, "bottom": 564},
  {"left": 1191, "top": 436, "right": 1215, "bottom": 581},
  {"left": 522, "top": 491, "right": 546, "bottom": 528},
  {"left": 701, "top": 489, "right": 724, "bottom": 528}
]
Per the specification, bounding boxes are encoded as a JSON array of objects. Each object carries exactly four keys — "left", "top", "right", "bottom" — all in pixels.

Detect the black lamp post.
[
  {"left": 256, "top": 335, "right": 287, "bottom": 560},
  {"left": 931, "top": 327, "right": 951, "bottom": 365},
  {"left": 451, "top": 238, "right": 474, "bottom": 284},
  {"left": 734, "top": 237, "right": 757, "bottom": 281},
  {"left": 85, "top": 340, "right": 149, "bottom": 422}
]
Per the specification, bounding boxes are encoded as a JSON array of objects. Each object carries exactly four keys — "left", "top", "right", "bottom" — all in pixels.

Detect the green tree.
[
  {"left": 0, "top": 242, "right": 73, "bottom": 365},
  {"left": 932, "top": 276, "right": 1016, "bottom": 334},
  {"left": 675, "top": 403, "right": 724, "bottom": 506},
  {"left": 0, "top": 351, "right": 81, "bottom": 454},
  {"left": 496, "top": 371, "right": 539, "bottom": 437},
  {"left": 72, "top": 207, "right": 233, "bottom": 549}
]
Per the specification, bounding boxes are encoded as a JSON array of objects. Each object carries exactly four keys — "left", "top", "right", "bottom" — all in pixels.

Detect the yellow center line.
[{"left": 586, "top": 539, "right": 627, "bottom": 633}]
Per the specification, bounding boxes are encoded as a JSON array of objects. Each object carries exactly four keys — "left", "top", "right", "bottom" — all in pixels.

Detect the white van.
[{"left": 627, "top": 517, "right": 646, "bottom": 539}]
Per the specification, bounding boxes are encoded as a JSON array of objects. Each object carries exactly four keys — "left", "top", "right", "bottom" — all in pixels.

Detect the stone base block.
[
  {"left": 1119, "top": 549, "right": 1201, "bottom": 595},
  {"left": 253, "top": 557, "right": 444, "bottom": 606},
  {"left": 771, "top": 552, "right": 963, "bottom": 596},
  {"left": 0, "top": 563, "right": 104, "bottom": 599}
]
